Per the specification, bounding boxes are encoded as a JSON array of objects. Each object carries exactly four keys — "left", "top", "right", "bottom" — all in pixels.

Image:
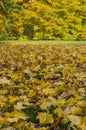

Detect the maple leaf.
[
  {"left": 0, "top": 99, "right": 5, "bottom": 108},
  {"left": 48, "top": 96, "right": 57, "bottom": 106},
  {"left": 0, "top": 77, "right": 10, "bottom": 85},
  {"left": 67, "top": 115, "right": 81, "bottom": 125},
  {"left": 77, "top": 100, "right": 86, "bottom": 108},
  {"left": 43, "top": 88, "right": 56, "bottom": 96},
  {"left": 13, "top": 121, "right": 27, "bottom": 129},
  {"left": 8, "top": 95, "right": 19, "bottom": 103},
  {"left": 54, "top": 108, "right": 63, "bottom": 118},
  {"left": 40, "top": 100, "right": 52, "bottom": 110},
  {"left": 7, "top": 117, "right": 18, "bottom": 123},
  {"left": 5, "top": 110, "right": 27, "bottom": 120},
  {"left": 28, "top": 90, "right": 36, "bottom": 97},
  {"left": 14, "top": 102, "right": 25, "bottom": 111},
  {"left": 79, "top": 122, "right": 86, "bottom": 130},
  {"left": 37, "top": 112, "right": 54, "bottom": 124},
  {"left": 57, "top": 99, "right": 65, "bottom": 107},
  {"left": 0, "top": 90, "right": 8, "bottom": 95}
]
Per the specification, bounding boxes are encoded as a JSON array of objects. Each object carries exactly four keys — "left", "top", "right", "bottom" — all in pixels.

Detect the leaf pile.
[{"left": 0, "top": 43, "right": 86, "bottom": 130}]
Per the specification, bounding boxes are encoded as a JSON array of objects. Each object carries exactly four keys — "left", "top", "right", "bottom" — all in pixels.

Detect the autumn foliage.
[
  {"left": 0, "top": 43, "right": 86, "bottom": 130},
  {"left": 0, "top": 0, "right": 86, "bottom": 40}
]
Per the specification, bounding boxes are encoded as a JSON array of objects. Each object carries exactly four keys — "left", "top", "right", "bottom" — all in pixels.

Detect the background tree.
[{"left": 0, "top": 0, "right": 86, "bottom": 40}]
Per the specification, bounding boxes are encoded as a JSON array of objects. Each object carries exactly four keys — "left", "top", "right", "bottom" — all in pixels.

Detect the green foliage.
[{"left": 0, "top": 0, "right": 86, "bottom": 40}]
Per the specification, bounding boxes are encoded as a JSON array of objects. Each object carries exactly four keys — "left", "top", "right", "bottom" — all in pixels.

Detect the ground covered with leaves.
[{"left": 0, "top": 43, "right": 86, "bottom": 130}]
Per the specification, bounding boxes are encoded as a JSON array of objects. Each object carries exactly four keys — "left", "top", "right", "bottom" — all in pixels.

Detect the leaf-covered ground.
[{"left": 0, "top": 43, "right": 86, "bottom": 130}]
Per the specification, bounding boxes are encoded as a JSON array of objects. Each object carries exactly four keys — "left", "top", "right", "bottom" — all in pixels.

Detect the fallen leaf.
[
  {"left": 67, "top": 115, "right": 81, "bottom": 125},
  {"left": 28, "top": 90, "right": 36, "bottom": 97},
  {"left": 0, "top": 77, "right": 10, "bottom": 85},
  {"left": 37, "top": 112, "right": 54, "bottom": 124},
  {"left": 40, "top": 101, "right": 52, "bottom": 110},
  {"left": 7, "top": 117, "right": 18, "bottom": 123}
]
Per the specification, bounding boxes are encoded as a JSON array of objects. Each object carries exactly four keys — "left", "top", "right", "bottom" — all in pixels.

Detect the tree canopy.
[{"left": 0, "top": 0, "right": 86, "bottom": 40}]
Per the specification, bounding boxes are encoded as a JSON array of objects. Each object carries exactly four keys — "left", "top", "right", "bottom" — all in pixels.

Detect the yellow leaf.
[
  {"left": 40, "top": 101, "right": 52, "bottom": 110},
  {"left": 63, "top": 107, "right": 71, "bottom": 115},
  {"left": 71, "top": 107, "right": 83, "bottom": 115},
  {"left": 0, "top": 117, "right": 10, "bottom": 127},
  {"left": 67, "top": 98, "right": 77, "bottom": 106},
  {"left": 14, "top": 0, "right": 22, "bottom": 3},
  {"left": 79, "top": 122, "right": 86, "bottom": 130},
  {"left": 13, "top": 121, "right": 27, "bottom": 129},
  {"left": 57, "top": 99, "right": 65, "bottom": 107},
  {"left": 0, "top": 90, "right": 8, "bottom": 95},
  {"left": 48, "top": 96, "right": 57, "bottom": 106},
  {"left": 5, "top": 110, "right": 27, "bottom": 120},
  {"left": 77, "top": 100, "right": 86, "bottom": 108},
  {"left": 8, "top": 95, "right": 19, "bottom": 103},
  {"left": 43, "top": 88, "right": 56, "bottom": 96},
  {"left": 54, "top": 108, "right": 63, "bottom": 118},
  {"left": 37, "top": 112, "right": 54, "bottom": 124},
  {"left": 0, "top": 77, "right": 10, "bottom": 85},
  {"left": 7, "top": 117, "right": 18, "bottom": 123},
  {"left": 39, "top": 80, "right": 50, "bottom": 89},
  {"left": 67, "top": 115, "right": 81, "bottom": 125},
  {"left": 23, "top": 67, "right": 31, "bottom": 74},
  {"left": 28, "top": 90, "right": 36, "bottom": 97},
  {"left": 0, "top": 99, "right": 5, "bottom": 108},
  {"left": 0, "top": 117, "right": 4, "bottom": 127},
  {"left": 14, "top": 102, "right": 24, "bottom": 111}
]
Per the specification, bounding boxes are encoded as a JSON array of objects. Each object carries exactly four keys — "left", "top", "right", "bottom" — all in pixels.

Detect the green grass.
[{"left": 0, "top": 40, "right": 86, "bottom": 44}]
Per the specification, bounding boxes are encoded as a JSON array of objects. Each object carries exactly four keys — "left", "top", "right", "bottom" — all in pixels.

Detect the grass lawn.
[{"left": 0, "top": 40, "right": 86, "bottom": 44}]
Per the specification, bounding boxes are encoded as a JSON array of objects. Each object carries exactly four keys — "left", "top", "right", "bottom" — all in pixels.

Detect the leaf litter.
[{"left": 0, "top": 43, "right": 86, "bottom": 130}]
